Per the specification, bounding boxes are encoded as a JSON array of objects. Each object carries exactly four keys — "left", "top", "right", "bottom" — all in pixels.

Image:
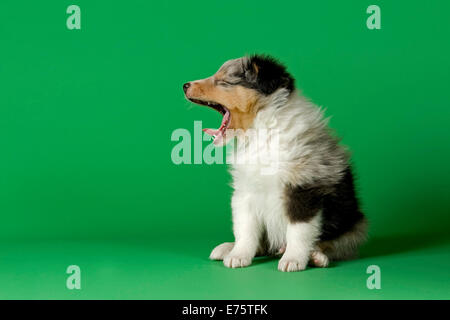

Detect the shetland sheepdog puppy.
[{"left": 183, "top": 55, "right": 367, "bottom": 272}]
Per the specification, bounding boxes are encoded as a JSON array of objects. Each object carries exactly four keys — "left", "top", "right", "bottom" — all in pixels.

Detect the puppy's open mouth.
[{"left": 188, "top": 98, "right": 231, "bottom": 145}]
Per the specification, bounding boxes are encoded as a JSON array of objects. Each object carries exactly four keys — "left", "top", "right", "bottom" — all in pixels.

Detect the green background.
[{"left": 0, "top": 0, "right": 449, "bottom": 299}]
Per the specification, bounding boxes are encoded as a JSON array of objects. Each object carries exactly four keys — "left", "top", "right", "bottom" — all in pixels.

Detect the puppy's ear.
[
  {"left": 243, "top": 60, "right": 259, "bottom": 84},
  {"left": 244, "top": 55, "right": 295, "bottom": 95}
]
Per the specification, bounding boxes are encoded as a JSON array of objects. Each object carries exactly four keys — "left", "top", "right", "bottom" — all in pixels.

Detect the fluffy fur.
[{"left": 184, "top": 55, "right": 367, "bottom": 272}]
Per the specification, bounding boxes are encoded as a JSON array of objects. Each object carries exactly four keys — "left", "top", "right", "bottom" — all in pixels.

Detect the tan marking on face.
[{"left": 186, "top": 74, "right": 262, "bottom": 131}]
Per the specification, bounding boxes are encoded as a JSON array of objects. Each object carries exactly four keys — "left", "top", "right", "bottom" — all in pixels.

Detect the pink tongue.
[
  {"left": 202, "top": 111, "right": 230, "bottom": 145},
  {"left": 202, "top": 128, "right": 221, "bottom": 136}
]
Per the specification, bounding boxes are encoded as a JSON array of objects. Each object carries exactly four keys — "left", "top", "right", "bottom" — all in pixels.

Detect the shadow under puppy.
[{"left": 183, "top": 55, "right": 367, "bottom": 272}]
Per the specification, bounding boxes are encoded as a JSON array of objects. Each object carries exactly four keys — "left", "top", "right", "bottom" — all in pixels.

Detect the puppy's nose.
[{"left": 183, "top": 82, "right": 191, "bottom": 93}]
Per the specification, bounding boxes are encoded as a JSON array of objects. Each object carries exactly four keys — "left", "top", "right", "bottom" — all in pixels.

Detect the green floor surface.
[{"left": 1, "top": 234, "right": 448, "bottom": 299}]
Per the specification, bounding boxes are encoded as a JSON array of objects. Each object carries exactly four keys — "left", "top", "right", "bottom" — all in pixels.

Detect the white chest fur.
[{"left": 230, "top": 148, "right": 289, "bottom": 253}]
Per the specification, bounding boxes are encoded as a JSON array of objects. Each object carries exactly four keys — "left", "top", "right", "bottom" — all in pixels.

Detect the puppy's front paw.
[
  {"left": 210, "top": 242, "right": 234, "bottom": 260},
  {"left": 223, "top": 254, "right": 252, "bottom": 268},
  {"left": 278, "top": 257, "right": 308, "bottom": 272}
]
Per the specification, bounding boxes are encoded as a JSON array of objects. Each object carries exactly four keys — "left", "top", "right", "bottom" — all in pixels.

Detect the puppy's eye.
[{"left": 215, "top": 80, "right": 232, "bottom": 86}]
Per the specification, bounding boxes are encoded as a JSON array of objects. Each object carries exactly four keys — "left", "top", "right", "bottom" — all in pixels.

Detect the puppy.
[{"left": 183, "top": 55, "right": 367, "bottom": 272}]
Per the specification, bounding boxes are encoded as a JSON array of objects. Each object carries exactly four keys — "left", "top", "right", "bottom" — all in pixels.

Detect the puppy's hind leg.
[
  {"left": 309, "top": 249, "right": 329, "bottom": 268},
  {"left": 321, "top": 217, "right": 368, "bottom": 262}
]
